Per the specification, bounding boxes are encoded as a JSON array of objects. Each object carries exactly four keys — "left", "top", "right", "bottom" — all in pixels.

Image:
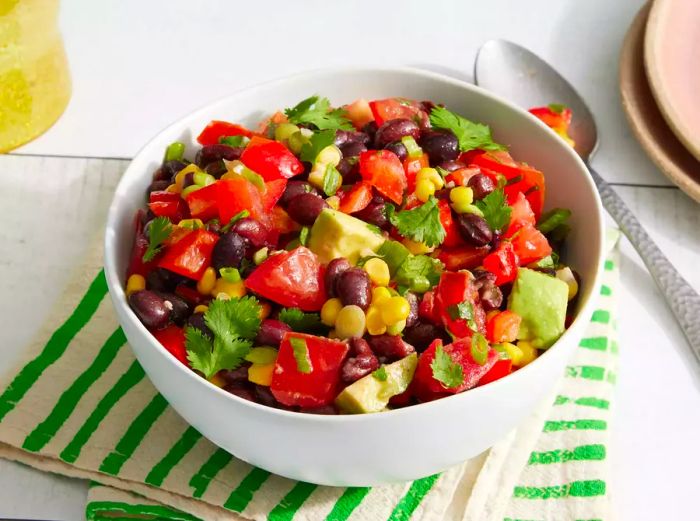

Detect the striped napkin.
[{"left": 0, "top": 238, "right": 619, "bottom": 521}]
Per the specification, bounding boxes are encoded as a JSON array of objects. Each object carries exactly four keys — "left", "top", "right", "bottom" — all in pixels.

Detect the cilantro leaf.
[
  {"left": 290, "top": 336, "right": 312, "bottom": 373},
  {"left": 185, "top": 327, "right": 253, "bottom": 380},
  {"left": 390, "top": 196, "right": 446, "bottom": 247},
  {"left": 394, "top": 254, "right": 443, "bottom": 294},
  {"left": 431, "top": 344, "right": 464, "bottom": 389},
  {"left": 372, "top": 366, "right": 388, "bottom": 381},
  {"left": 142, "top": 216, "right": 173, "bottom": 262},
  {"left": 447, "top": 301, "right": 477, "bottom": 331},
  {"left": 278, "top": 307, "right": 324, "bottom": 333},
  {"left": 429, "top": 106, "right": 505, "bottom": 152},
  {"left": 204, "top": 297, "right": 261, "bottom": 341},
  {"left": 474, "top": 189, "right": 512, "bottom": 232},
  {"left": 537, "top": 208, "right": 571, "bottom": 234},
  {"left": 299, "top": 129, "right": 336, "bottom": 163},
  {"left": 322, "top": 164, "right": 342, "bottom": 196},
  {"left": 284, "top": 95, "right": 353, "bottom": 131}
]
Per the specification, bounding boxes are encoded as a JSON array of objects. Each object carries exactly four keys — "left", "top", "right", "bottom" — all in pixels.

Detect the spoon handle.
[{"left": 588, "top": 166, "right": 700, "bottom": 364}]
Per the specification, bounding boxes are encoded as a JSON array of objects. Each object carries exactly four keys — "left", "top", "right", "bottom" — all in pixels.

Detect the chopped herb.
[
  {"left": 390, "top": 196, "right": 446, "bottom": 247},
  {"left": 537, "top": 208, "right": 571, "bottom": 234},
  {"left": 470, "top": 333, "right": 489, "bottom": 366},
  {"left": 219, "top": 135, "right": 249, "bottom": 147},
  {"left": 299, "top": 129, "right": 336, "bottom": 163},
  {"left": 142, "top": 216, "right": 173, "bottom": 262},
  {"left": 474, "top": 189, "right": 512, "bottom": 232},
  {"left": 372, "top": 366, "right": 388, "bottom": 381},
  {"left": 429, "top": 106, "right": 506, "bottom": 152},
  {"left": 395, "top": 255, "right": 443, "bottom": 294},
  {"left": 322, "top": 164, "right": 342, "bottom": 196},
  {"left": 278, "top": 307, "right": 324, "bottom": 333},
  {"left": 290, "top": 336, "right": 312, "bottom": 373},
  {"left": 221, "top": 210, "right": 250, "bottom": 233},
  {"left": 447, "top": 301, "right": 477, "bottom": 331},
  {"left": 431, "top": 344, "right": 464, "bottom": 389},
  {"left": 284, "top": 95, "right": 353, "bottom": 131}
]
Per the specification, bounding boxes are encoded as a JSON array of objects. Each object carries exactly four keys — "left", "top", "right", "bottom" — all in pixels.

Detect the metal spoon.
[{"left": 474, "top": 39, "right": 700, "bottom": 365}]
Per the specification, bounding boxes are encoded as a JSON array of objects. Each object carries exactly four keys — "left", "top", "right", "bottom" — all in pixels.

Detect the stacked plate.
[{"left": 620, "top": 0, "right": 700, "bottom": 202}]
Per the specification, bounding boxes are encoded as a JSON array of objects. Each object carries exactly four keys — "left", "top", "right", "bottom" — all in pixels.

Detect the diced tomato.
[
  {"left": 436, "top": 245, "right": 490, "bottom": 271},
  {"left": 127, "top": 211, "right": 158, "bottom": 277},
  {"left": 270, "top": 332, "right": 349, "bottom": 408},
  {"left": 148, "top": 191, "right": 189, "bottom": 223},
  {"left": 359, "top": 150, "right": 407, "bottom": 205},
  {"left": 184, "top": 182, "right": 219, "bottom": 221},
  {"left": 245, "top": 247, "right": 326, "bottom": 311},
  {"left": 217, "top": 177, "right": 265, "bottom": 224},
  {"left": 240, "top": 136, "right": 304, "bottom": 181},
  {"left": 479, "top": 358, "right": 512, "bottom": 386},
  {"left": 436, "top": 271, "right": 486, "bottom": 338},
  {"left": 344, "top": 98, "right": 374, "bottom": 130},
  {"left": 197, "top": 120, "right": 253, "bottom": 145},
  {"left": 153, "top": 325, "right": 189, "bottom": 367},
  {"left": 482, "top": 241, "right": 519, "bottom": 285},
  {"left": 262, "top": 179, "right": 288, "bottom": 212},
  {"left": 403, "top": 153, "right": 429, "bottom": 193},
  {"left": 158, "top": 229, "right": 219, "bottom": 280},
  {"left": 510, "top": 225, "right": 552, "bottom": 265},
  {"left": 486, "top": 310, "right": 522, "bottom": 343},
  {"left": 418, "top": 290, "right": 441, "bottom": 324},
  {"left": 447, "top": 166, "right": 479, "bottom": 187},
  {"left": 505, "top": 192, "right": 536, "bottom": 238},
  {"left": 437, "top": 199, "right": 463, "bottom": 248},
  {"left": 369, "top": 98, "right": 429, "bottom": 128},
  {"left": 338, "top": 182, "right": 372, "bottom": 214},
  {"left": 413, "top": 337, "right": 498, "bottom": 402},
  {"left": 268, "top": 206, "right": 300, "bottom": 236}
]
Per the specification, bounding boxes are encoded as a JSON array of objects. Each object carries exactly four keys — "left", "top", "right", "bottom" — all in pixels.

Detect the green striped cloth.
[{"left": 0, "top": 240, "right": 619, "bottom": 521}]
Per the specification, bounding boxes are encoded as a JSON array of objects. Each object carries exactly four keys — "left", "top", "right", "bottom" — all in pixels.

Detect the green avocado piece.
[
  {"left": 508, "top": 268, "right": 570, "bottom": 349},
  {"left": 307, "top": 208, "right": 385, "bottom": 264},
  {"left": 335, "top": 353, "right": 417, "bottom": 414}
]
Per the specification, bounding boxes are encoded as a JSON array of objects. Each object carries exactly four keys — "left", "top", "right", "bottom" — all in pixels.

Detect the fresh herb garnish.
[
  {"left": 470, "top": 333, "right": 489, "bottom": 366},
  {"left": 447, "top": 301, "right": 477, "bottom": 331},
  {"left": 431, "top": 344, "right": 464, "bottom": 389},
  {"left": 185, "top": 296, "right": 262, "bottom": 379},
  {"left": 284, "top": 95, "right": 353, "bottom": 131},
  {"left": 390, "top": 196, "right": 446, "bottom": 247},
  {"left": 142, "top": 216, "right": 172, "bottom": 262},
  {"left": 278, "top": 307, "right": 324, "bottom": 333},
  {"left": 429, "top": 106, "right": 505, "bottom": 152},
  {"left": 537, "top": 208, "right": 571, "bottom": 234},
  {"left": 290, "top": 336, "right": 312, "bottom": 373},
  {"left": 394, "top": 254, "right": 443, "bottom": 294},
  {"left": 322, "top": 164, "right": 342, "bottom": 196},
  {"left": 221, "top": 210, "right": 250, "bottom": 233},
  {"left": 474, "top": 189, "right": 512, "bottom": 232},
  {"left": 299, "top": 129, "right": 336, "bottom": 163},
  {"left": 372, "top": 366, "right": 388, "bottom": 381},
  {"left": 219, "top": 135, "right": 249, "bottom": 147}
]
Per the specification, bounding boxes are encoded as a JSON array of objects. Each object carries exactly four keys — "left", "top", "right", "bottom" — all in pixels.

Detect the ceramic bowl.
[{"left": 104, "top": 67, "right": 605, "bottom": 486}]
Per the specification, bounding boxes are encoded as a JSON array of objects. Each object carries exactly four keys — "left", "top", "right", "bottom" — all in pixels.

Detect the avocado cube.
[{"left": 307, "top": 209, "right": 385, "bottom": 264}]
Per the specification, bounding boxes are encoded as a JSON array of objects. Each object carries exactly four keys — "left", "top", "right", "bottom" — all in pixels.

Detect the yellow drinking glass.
[{"left": 0, "top": 0, "right": 71, "bottom": 152}]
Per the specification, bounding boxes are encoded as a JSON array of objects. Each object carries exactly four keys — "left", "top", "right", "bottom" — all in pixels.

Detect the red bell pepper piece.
[
  {"left": 174, "top": 284, "right": 208, "bottom": 307},
  {"left": 338, "top": 182, "right": 372, "bottom": 214},
  {"left": 127, "top": 211, "right": 158, "bottom": 277},
  {"left": 510, "top": 225, "right": 552, "bottom": 265},
  {"left": 413, "top": 337, "right": 498, "bottom": 402},
  {"left": 217, "top": 177, "right": 265, "bottom": 224},
  {"left": 368, "top": 98, "right": 429, "bottom": 128},
  {"left": 245, "top": 247, "right": 326, "bottom": 311},
  {"left": 436, "top": 245, "right": 490, "bottom": 271},
  {"left": 197, "top": 120, "right": 252, "bottom": 145},
  {"left": 437, "top": 199, "right": 463, "bottom": 248},
  {"left": 157, "top": 229, "right": 219, "bottom": 280},
  {"left": 359, "top": 150, "right": 407, "bottom": 205},
  {"left": 262, "top": 179, "right": 288, "bottom": 212},
  {"left": 403, "top": 153, "right": 429, "bottom": 193},
  {"left": 418, "top": 290, "right": 441, "bottom": 324},
  {"left": 436, "top": 271, "right": 486, "bottom": 338},
  {"left": 184, "top": 182, "right": 219, "bottom": 221},
  {"left": 483, "top": 241, "right": 519, "bottom": 285},
  {"left": 529, "top": 106, "right": 575, "bottom": 147},
  {"left": 240, "top": 136, "right": 304, "bottom": 181},
  {"left": 479, "top": 357, "right": 512, "bottom": 386},
  {"left": 447, "top": 166, "right": 479, "bottom": 187},
  {"left": 148, "top": 191, "right": 189, "bottom": 223},
  {"left": 505, "top": 192, "right": 536, "bottom": 238},
  {"left": 486, "top": 310, "right": 522, "bottom": 343},
  {"left": 268, "top": 206, "right": 300, "bottom": 236},
  {"left": 270, "top": 332, "right": 349, "bottom": 408},
  {"left": 153, "top": 325, "right": 189, "bottom": 367}
]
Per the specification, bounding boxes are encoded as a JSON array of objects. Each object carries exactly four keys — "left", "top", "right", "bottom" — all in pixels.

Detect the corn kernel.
[
  {"left": 417, "top": 167, "right": 444, "bottom": 189},
  {"left": 386, "top": 319, "right": 406, "bottom": 336},
  {"left": 363, "top": 258, "right": 390, "bottom": 286},
  {"left": 335, "top": 305, "right": 367, "bottom": 339},
  {"left": 209, "top": 373, "right": 226, "bottom": 388},
  {"left": 320, "top": 298, "right": 343, "bottom": 327},
  {"left": 371, "top": 287, "right": 392, "bottom": 307},
  {"left": 402, "top": 237, "right": 434, "bottom": 254},
  {"left": 381, "top": 296, "right": 411, "bottom": 325},
  {"left": 194, "top": 304, "right": 209, "bottom": 314},
  {"left": 125, "top": 274, "right": 146, "bottom": 297},
  {"left": 556, "top": 267, "right": 579, "bottom": 300},
  {"left": 212, "top": 278, "right": 246, "bottom": 298},
  {"left": 499, "top": 342, "right": 523, "bottom": 366},
  {"left": 516, "top": 341, "right": 538, "bottom": 367},
  {"left": 415, "top": 179, "right": 436, "bottom": 202},
  {"left": 197, "top": 267, "right": 217, "bottom": 295},
  {"left": 366, "top": 306, "right": 387, "bottom": 336},
  {"left": 248, "top": 363, "right": 275, "bottom": 386},
  {"left": 259, "top": 302, "right": 272, "bottom": 320},
  {"left": 449, "top": 186, "right": 474, "bottom": 206}
]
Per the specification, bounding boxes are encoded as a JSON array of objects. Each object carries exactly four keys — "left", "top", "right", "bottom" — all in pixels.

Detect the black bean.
[
  {"left": 159, "top": 160, "right": 186, "bottom": 182},
  {"left": 221, "top": 364, "right": 250, "bottom": 384},
  {"left": 301, "top": 405, "right": 338, "bottom": 415},
  {"left": 362, "top": 121, "right": 378, "bottom": 143},
  {"left": 419, "top": 130, "right": 459, "bottom": 164},
  {"left": 472, "top": 268, "right": 497, "bottom": 289},
  {"left": 225, "top": 384, "right": 256, "bottom": 402},
  {"left": 404, "top": 292, "right": 419, "bottom": 328},
  {"left": 341, "top": 353, "right": 379, "bottom": 383},
  {"left": 436, "top": 160, "right": 465, "bottom": 172},
  {"left": 181, "top": 172, "right": 195, "bottom": 189},
  {"left": 230, "top": 218, "right": 269, "bottom": 249},
  {"left": 325, "top": 258, "right": 351, "bottom": 298},
  {"left": 335, "top": 130, "right": 370, "bottom": 147},
  {"left": 374, "top": 119, "right": 420, "bottom": 149},
  {"left": 211, "top": 231, "right": 249, "bottom": 271},
  {"left": 467, "top": 174, "right": 495, "bottom": 200},
  {"left": 155, "top": 292, "right": 191, "bottom": 326},
  {"left": 195, "top": 144, "right": 243, "bottom": 168},
  {"left": 336, "top": 156, "right": 359, "bottom": 179},
  {"left": 339, "top": 141, "right": 367, "bottom": 158},
  {"left": 254, "top": 385, "right": 280, "bottom": 408},
  {"left": 384, "top": 141, "right": 408, "bottom": 162},
  {"left": 349, "top": 337, "right": 373, "bottom": 357},
  {"left": 456, "top": 213, "right": 493, "bottom": 246},
  {"left": 354, "top": 196, "right": 390, "bottom": 229},
  {"left": 335, "top": 268, "right": 371, "bottom": 310},
  {"left": 186, "top": 312, "right": 213, "bottom": 339},
  {"left": 128, "top": 290, "right": 171, "bottom": 330},
  {"left": 148, "top": 179, "right": 170, "bottom": 193},
  {"left": 402, "top": 321, "right": 451, "bottom": 352},
  {"left": 279, "top": 180, "right": 318, "bottom": 207},
  {"left": 480, "top": 284, "right": 503, "bottom": 311},
  {"left": 255, "top": 319, "right": 291, "bottom": 347},
  {"left": 205, "top": 161, "right": 227, "bottom": 179},
  {"left": 286, "top": 193, "right": 328, "bottom": 226},
  {"left": 367, "top": 334, "right": 415, "bottom": 362},
  {"left": 146, "top": 268, "right": 186, "bottom": 292}
]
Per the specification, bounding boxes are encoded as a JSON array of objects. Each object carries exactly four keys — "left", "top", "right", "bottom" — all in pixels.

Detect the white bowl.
[{"left": 104, "top": 67, "right": 605, "bottom": 486}]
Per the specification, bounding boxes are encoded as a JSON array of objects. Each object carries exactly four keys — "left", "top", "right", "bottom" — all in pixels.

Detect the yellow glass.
[{"left": 0, "top": 0, "right": 71, "bottom": 152}]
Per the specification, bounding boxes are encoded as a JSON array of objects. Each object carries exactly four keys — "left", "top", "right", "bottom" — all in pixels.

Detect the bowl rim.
[{"left": 104, "top": 65, "right": 606, "bottom": 424}]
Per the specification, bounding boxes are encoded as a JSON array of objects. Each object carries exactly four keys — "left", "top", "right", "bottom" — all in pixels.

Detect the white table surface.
[{"left": 1, "top": 0, "right": 699, "bottom": 519}]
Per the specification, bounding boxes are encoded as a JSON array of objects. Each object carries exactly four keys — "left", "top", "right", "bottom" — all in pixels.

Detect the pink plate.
[{"left": 645, "top": 0, "right": 700, "bottom": 162}]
